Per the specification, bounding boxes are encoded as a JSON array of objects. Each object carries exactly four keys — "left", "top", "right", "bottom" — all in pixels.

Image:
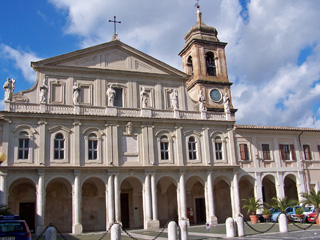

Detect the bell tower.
[{"left": 179, "top": 5, "right": 234, "bottom": 113}]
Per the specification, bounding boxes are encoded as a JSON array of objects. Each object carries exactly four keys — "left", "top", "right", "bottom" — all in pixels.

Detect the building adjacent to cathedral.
[{"left": 0, "top": 7, "right": 320, "bottom": 234}]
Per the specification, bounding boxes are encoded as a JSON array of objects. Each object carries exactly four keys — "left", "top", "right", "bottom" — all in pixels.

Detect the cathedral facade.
[{"left": 0, "top": 8, "right": 319, "bottom": 234}]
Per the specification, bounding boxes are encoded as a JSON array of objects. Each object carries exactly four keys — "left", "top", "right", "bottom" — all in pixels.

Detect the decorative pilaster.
[
  {"left": 73, "top": 121, "right": 81, "bottom": 166},
  {"left": 276, "top": 172, "right": 285, "bottom": 199},
  {"left": 72, "top": 171, "right": 83, "bottom": 234},
  {"left": 227, "top": 126, "right": 236, "bottom": 165}
]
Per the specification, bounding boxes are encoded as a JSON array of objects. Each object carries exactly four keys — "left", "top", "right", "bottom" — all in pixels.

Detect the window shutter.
[
  {"left": 279, "top": 144, "right": 284, "bottom": 160},
  {"left": 290, "top": 144, "right": 296, "bottom": 160}
]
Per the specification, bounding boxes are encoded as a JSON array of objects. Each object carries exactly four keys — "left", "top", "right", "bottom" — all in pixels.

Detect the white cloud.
[
  {"left": 0, "top": 44, "right": 40, "bottom": 83},
  {"left": 47, "top": 0, "right": 320, "bottom": 127}
]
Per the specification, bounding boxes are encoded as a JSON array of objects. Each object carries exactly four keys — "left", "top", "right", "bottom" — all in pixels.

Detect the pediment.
[{"left": 32, "top": 40, "right": 187, "bottom": 77}]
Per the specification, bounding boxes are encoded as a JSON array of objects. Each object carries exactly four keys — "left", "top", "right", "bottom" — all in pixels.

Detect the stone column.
[
  {"left": 151, "top": 174, "right": 158, "bottom": 221},
  {"left": 36, "top": 170, "right": 45, "bottom": 235},
  {"left": 179, "top": 172, "right": 187, "bottom": 220},
  {"left": 0, "top": 172, "right": 7, "bottom": 206},
  {"left": 227, "top": 127, "right": 236, "bottom": 165},
  {"left": 206, "top": 171, "right": 216, "bottom": 225},
  {"left": 144, "top": 174, "right": 152, "bottom": 222},
  {"left": 107, "top": 174, "right": 115, "bottom": 228},
  {"left": 72, "top": 171, "right": 83, "bottom": 234},
  {"left": 232, "top": 171, "right": 241, "bottom": 219},
  {"left": 114, "top": 174, "right": 121, "bottom": 224}
]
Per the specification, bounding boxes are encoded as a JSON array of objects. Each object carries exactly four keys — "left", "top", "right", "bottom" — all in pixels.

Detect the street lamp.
[{"left": 0, "top": 152, "right": 6, "bottom": 165}]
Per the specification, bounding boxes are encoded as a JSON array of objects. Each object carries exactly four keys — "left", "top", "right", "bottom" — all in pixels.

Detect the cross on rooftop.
[
  {"left": 109, "top": 16, "right": 121, "bottom": 35},
  {"left": 195, "top": 0, "right": 200, "bottom": 8}
]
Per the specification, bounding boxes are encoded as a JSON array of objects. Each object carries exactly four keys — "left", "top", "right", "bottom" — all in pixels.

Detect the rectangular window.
[
  {"left": 262, "top": 144, "right": 271, "bottom": 160},
  {"left": 18, "top": 138, "right": 29, "bottom": 159},
  {"left": 239, "top": 143, "right": 249, "bottom": 160},
  {"left": 188, "top": 137, "right": 197, "bottom": 160},
  {"left": 160, "top": 142, "right": 169, "bottom": 160},
  {"left": 54, "top": 139, "right": 64, "bottom": 159},
  {"left": 303, "top": 144, "right": 312, "bottom": 160},
  {"left": 88, "top": 140, "right": 98, "bottom": 160},
  {"left": 318, "top": 145, "right": 320, "bottom": 159},
  {"left": 114, "top": 88, "right": 123, "bottom": 107},
  {"left": 215, "top": 142, "right": 223, "bottom": 160},
  {"left": 279, "top": 144, "right": 296, "bottom": 160}
]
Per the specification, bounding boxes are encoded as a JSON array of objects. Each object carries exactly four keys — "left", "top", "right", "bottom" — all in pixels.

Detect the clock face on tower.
[{"left": 209, "top": 89, "right": 222, "bottom": 102}]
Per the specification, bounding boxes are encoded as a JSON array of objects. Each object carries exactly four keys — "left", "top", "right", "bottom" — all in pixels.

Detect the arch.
[
  {"left": 186, "top": 176, "right": 206, "bottom": 225},
  {"left": 262, "top": 175, "right": 277, "bottom": 204},
  {"left": 82, "top": 177, "right": 106, "bottom": 232},
  {"left": 187, "top": 55, "right": 193, "bottom": 75},
  {"left": 45, "top": 178, "right": 72, "bottom": 232},
  {"left": 214, "top": 178, "right": 232, "bottom": 223},
  {"left": 82, "top": 127, "right": 105, "bottom": 137},
  {"left": 239, "top": 176, "right": 255, "bottom": 220},
  {"left": 284, "top": 174, "right": 298, "bottom": 202},
  {"left": 8, "top": 178, "right": 36, "bottom": 231},
  {"left": 157, "top": 176, "right": 178, "bottom": 226},
  {"left": 120, "top": 176, "right": 143, "bottom": 229},
  {"left": 205, "top": 51, "right": 216, "bottom": 76}
]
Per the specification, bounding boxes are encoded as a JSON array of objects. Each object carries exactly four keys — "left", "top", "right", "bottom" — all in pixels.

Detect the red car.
[{"left": 306, "top": 211, "right": 318, "bottom": 223}]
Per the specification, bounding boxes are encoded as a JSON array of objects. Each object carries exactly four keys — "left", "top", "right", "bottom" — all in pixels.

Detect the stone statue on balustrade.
[
  {"left": 170, "top": 89, "right": 178, "bottom": 110},
  {"left": 223, "top": 92, "right": 230, "bottom": 114},
  {"left": 3, "top": 78, "right": 15, "bottom": 101},
  {"left": 39, "top": 79, "right": 48, "bottom": 104},
  {"left": 106, "top": 84, "right": 116, "bottom": 107},
  {"left": 73, "top": 82, "right": 80, "bottom": 105},
  {"left": 140, "top": 87, "right": 149, "bottom": 108},
  {"left": 198, "top": 89, "right": 206, "bottom": 111}
]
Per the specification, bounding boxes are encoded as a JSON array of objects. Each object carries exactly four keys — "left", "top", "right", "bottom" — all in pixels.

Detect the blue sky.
[{"left": 1, "top": 0, "right": 320, "bottom": 128}]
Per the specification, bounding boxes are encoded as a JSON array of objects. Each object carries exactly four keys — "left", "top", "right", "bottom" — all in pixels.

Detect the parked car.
[
  {"left": 286, "top": 205, "right": 308, "bottom": 222},
  {"left": 306, "top": 211, "right": 318, "bottom": 223},
  {"left": 271, "top": 207, "right": 291, "bottom": 222},
  {"left": 303, "top": 206, "right": 315, "bottom": 223},
  {"left": 0, "top": 215, "right": 31, "bottom": 240}
]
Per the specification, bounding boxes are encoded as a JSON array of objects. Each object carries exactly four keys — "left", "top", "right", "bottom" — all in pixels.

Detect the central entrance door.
[
  {"left": 121, "top": 193, "right": 129, "bottom": 228},
  {"left": 195, "top": 198, "right": 206, "bottom": 224},
  {"left": 19, "top": 202, "right": 35, "bottom": 232}
]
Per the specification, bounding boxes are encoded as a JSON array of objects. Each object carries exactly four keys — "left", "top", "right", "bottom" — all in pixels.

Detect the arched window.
[
  {"left": 88, "top": 133, "right": 98, "bottom": 160},
  {"left": 187, "top": 56, "right": 193, "bottom": 75},
  {"left": 215, "top": 137, "right": 223, "bottom": 160},
  {"left": 18, "top": 131, "right": 29, "bottom": 159},
  {"left": 206, "top": 52, "right": 216, "bottom": 76},
  {"left": 160, "top": 136, "right": 169, "bottom": 160},
  {"left": 54, "top": 133, "right": 64, "bottom": 159},
  {"left": 188, "top": 136, "right": 197, "bottom": 160}
]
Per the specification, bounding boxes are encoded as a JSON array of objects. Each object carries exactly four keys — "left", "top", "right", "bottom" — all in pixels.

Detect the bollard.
[
  {"left": 111, "top": 223, "right": 121, "bottom": 240},
  {"left": 278, "top": 213, "right": 288, "bottom": 233},
  {"left": 45, "top": 226, "right": 57, "bottom": 240},
  {"left": 168, "top": 221, "right": 178, "bottom": 240},
  {"left": 236, "top": 216, "right": 245, "bottom": 237},
  {"left": 179, "top": 219, "right": 188, "bottom": 240},
  {"left": 226, "top": 217, "right": 235, "bottom": 238}
]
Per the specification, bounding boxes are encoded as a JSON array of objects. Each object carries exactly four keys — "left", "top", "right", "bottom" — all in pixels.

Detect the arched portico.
[
  {"left": 262, "top": 175, "right": 277, "bottom": 204},
  {"left": 284, "top": 174, "right": 298, "bottom": 202},
  {"left": 214, "top": 178, "right": 232, "bottom": 223},
  {"left": 239, "top": 176, "right": 255, "bottom": 220},
  {"left": 45, "top": 178, "right": 72, "bottom": 233},
  {"left": 186, "top": 176, "right": 205, "bottom": 225},
  {"left": 8, "top": 178, "right": 36, "bottom": 232},
  {"left": 156, "top": 176, "right": 178, "bottom": 226},
  {"left": 120, "top": 177, "right": 143, "bottom": 229},
  {"left": 82, "top": 177, "right": 106, "bottom": 232}
]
